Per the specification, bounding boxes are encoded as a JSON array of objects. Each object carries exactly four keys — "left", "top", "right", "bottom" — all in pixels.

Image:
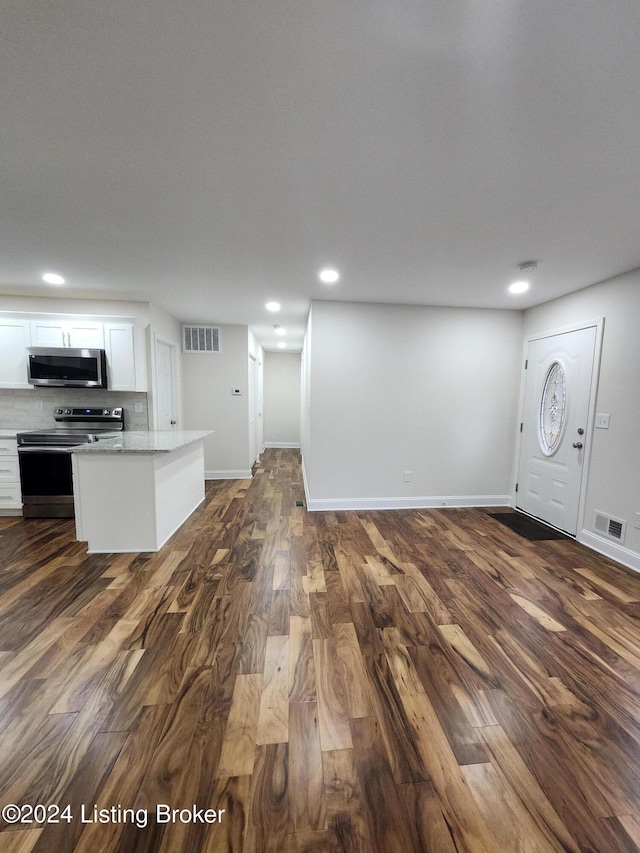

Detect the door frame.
[
  {"left": 153, "top": 334, "right": 182, "bottom": 431},
  {"left": 512, "top": 317, "right": 605, "bottom": 536},
  {"left": 248, "top": 353, "right": 263, "bottom": 466},
  {"left": 249, "top": 354, "right": 257, "bottom": 466}
]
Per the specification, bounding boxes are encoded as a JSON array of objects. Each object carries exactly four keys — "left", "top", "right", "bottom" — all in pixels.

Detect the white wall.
[
  {"left": 304, "top": 300, "right": 523, "bottom": 509},
  {"left": 264, "top": 352, "right": 301, "bottom": 447},
  {"left": 524, "top": 270, "right": 640, "bottom": 570},
  {"left": 181, "top": 324, "right": 251, "bottom": 478}
]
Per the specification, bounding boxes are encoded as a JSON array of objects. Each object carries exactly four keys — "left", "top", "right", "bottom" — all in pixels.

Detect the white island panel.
[
  {"left": 155, "top": 442, "right": 205, "bottom": 546},
  {"left": 73, "top": 436, "right": 207, "bottom": 553}
]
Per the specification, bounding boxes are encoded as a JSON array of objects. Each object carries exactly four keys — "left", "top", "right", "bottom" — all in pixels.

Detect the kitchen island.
[{"left": 72, "top": 430, "right": 212, "bottom": 553}]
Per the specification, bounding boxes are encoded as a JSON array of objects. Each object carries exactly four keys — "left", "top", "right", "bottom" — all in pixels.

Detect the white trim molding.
[
  {"left": 301, "top": 455, "right": 311, "bottom": 508},
  {"left": 579, "top": 530, "right": 640, "bottom": 575},
  {"left": 264, "top": 442, "right": 301, "bottom": 449},
  {"left": 305, "top": 494, "right": 512, "bottom": 512},
  {"left": 205, "top": 469, "right": 253, "bottom": 480}
]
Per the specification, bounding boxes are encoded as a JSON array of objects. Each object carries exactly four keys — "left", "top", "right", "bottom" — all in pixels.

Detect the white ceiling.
[{"left": 2, "top": 2, "right": 640, "bottom": 352}]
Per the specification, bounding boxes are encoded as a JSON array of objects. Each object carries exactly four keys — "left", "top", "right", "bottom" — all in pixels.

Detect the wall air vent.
[
  {"left": 183, "top": 325, "right": 220, "bottom": 354},
  {"left": 594, "top": 511, "right": 626, "bottom": 542}
]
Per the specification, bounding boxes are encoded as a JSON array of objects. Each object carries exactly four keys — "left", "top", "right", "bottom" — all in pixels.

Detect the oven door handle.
[{"left": 18, "top": 446, "right": 77, "bottom": 454}]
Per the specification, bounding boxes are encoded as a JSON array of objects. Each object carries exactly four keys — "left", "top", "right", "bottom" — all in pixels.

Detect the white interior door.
[
  {"left": 249, "top": 355, "right": 257, "bottom": 465},
  {"left": 156, "top": 338, "right": 178, "bottom": 431},
  {"left": 517, "top": 325, "right": 598, "bottom": 535},
  {"left": 256, "top": 357, "right": 263, "bottom": 458}
]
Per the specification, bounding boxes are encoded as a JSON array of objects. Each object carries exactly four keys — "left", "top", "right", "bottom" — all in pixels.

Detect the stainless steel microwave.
[{"left": 26, "top": 347, "right": 108, "bottom": 388}]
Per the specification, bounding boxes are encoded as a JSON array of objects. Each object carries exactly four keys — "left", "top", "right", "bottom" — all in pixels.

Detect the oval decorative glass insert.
[{"left": 539, "top": 360, "right": 567, "bottom": 455}]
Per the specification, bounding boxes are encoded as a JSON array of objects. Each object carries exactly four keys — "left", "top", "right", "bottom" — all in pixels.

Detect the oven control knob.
[
  {"left": 56, "top": 408, "right": 63, "bottom": 414},
  {"left": 103, "top": 409, "right": 111, "bottom": 416},
  {"left": 65, "top": 408, "right": 72, "bottom": 414}
]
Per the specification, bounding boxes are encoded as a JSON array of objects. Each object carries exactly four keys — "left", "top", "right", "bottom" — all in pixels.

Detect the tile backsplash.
[{"left": 0, "top": 388, "right": 149, "bottom": 431}]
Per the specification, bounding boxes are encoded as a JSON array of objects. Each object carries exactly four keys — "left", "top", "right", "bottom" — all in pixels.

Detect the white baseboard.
[
  {"left": 578, "top": 530, "right": 640, "bottom": 575},
  {"left": 264, "top": 442, "right": 301, "bottom": 449},
  {"left": 305, "top": 494, "right": 512, "bottom": 512},
  {"left": 205, "top": 469, "right": 253, "bottom": 480}
]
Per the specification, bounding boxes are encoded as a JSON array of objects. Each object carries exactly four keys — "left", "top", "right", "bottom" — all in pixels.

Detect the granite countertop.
[
  {"left": 0, "top": 429, "right": 20, "bottom": 439},
  {"left": 72, "top": 430, "right": 212, "bottom": 454}
]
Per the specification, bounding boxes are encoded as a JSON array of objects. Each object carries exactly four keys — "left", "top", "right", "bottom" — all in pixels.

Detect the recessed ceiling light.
[
  {"left": 275, "top": 327, "right": 286, "bottom": 336},
  {"left": 277, "top": 341, "right": 287, "bottom": 349},
  {"left": 508, "top": 280, "right": 530, "bottom": 294},
  {"left": 266, "top": 301, "right": 281, "bottom": 312},
  {"left": 319, "top": 268, "right": 340, "bottom": 284},
  {"left": 42, "top": 272, "right": 65, "bottom": 285}
]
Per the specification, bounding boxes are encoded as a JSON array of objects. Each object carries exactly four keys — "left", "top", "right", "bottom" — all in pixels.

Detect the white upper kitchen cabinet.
[
  {"left": 29, "top": 319, "right": 104, "bottom": 349},
  {"left": 1, "top": 312, "right": 148, "bottom": 391},
  {"left": 104, "top": 322, "right": 148, "bottom": 392},
  {"left": 0, "top": 318, "right": 32, "bottom": 388}
]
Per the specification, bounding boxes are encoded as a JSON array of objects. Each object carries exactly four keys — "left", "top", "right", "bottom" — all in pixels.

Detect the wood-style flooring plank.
[
  {"left": 333, "top": 622, "right": 374, "bottom": 718},
  {"left": 73, "top": 704, "right": 171, "bottom": 853},
  {"left": 321, "top": 748, "right": 372, "bottom": 852},
  {"left": 349, "top": 715, "right": 422, "bottom": 853},
  {"left": 216, "top": 673, "right": 262, "bottom": 778},
  {"left": 312, "top": 638, "right": 353, "bottom": 751},
  {"left": 399, "top": 780, "right": 458, "bottom": 853},
  {"left": 289, "top": 615, "right": 316, "bottom": 704},
  {"left": 1, "top": 830, "right": 44, "bottom": 853},
  {"left": 288, "top": 701, "right": 325, "bottom": 833},
  {"left": 30, "top": 730, "right": 128, "bottom": 853},
  {"left": 256, "top": 634, "right": 290, "bottom": 745},
  {"left": 399, "top": 691, "right": 499, "bottom": 852},
  {"left": 244, "top": 743, "right": 288, "bottom": 853}
]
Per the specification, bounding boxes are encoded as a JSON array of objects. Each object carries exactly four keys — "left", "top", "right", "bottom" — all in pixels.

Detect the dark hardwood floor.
[{"left": 1, "top": 448, "right": 640, "bottom": 851}]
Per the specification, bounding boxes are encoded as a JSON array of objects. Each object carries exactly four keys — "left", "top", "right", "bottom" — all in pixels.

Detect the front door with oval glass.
[{"left": 517, "top": 325, "right": 598, "bottom": 535}]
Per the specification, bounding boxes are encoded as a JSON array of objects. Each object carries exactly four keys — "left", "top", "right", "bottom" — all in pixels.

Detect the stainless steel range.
[{"left": 17, "top": 407, "right": 124, "bottom": 517}]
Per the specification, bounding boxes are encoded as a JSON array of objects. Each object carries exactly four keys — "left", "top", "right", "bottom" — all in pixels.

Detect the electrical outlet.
[
  {"left": 595, "top": 413, "right": 610, "bottom": 429},
  {"left": 134, "top": 402, "right": 144, "bottom": 414},
  {"left": 635, "top": 512, "right": 640, "bottom": 530},
  {"left": 403, "top": 471, "right": 411, "bottom": 483},
  {"left": 35, "top": 400, "right": 43, "bottom": 411}
]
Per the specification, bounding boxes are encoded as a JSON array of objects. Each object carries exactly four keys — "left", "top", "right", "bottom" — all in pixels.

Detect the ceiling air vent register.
[{"left": 183, "top": 326, "right": 220, "bottom": 354}]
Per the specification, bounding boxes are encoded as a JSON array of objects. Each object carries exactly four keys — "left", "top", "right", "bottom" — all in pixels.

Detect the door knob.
[{"left": 572, "top": 441, "right": 583, "bottom": 449}]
